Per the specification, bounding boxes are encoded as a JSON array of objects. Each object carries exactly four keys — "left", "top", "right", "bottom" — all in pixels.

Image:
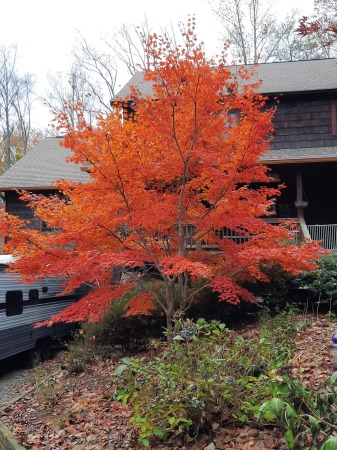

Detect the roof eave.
[
  {"left": 260, "top": 156, "right": 337, "bottom": 165},
  {"left": 0, "top": 186, "right": 57, "bottom": 191},
  {"left": 263, "top": 88, "right": 337, "bottom": 97}
]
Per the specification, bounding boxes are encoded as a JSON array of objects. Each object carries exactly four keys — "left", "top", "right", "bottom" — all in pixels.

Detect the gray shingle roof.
[
  {"left": 0, "top": 137, "right": 89, "bottom": 190},
  {"left": 114, "top": 59, "right": 337, "bottom": 99},
  {"left": 248, "top": 59, "right": 337, "bottom": 94},
  {"left": 114, "top": 72, "right": 154, "bottom": 100}
]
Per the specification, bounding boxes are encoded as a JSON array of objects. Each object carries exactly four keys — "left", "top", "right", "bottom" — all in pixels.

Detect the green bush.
[
  {"left": 82, "top": 288, "right": 165, "bottom": 357},
  {"left": 258, "top": 308, "right": 299, "bottom": 368},
  {"left": 295, "top": 254, "right": 337, "bottom": 312},
  {"left": 63, "top": 286, "right": 165, "bottom": 371},
  {"left": 242, "top": 264, "right": 297, "bottom": 313},
  {"left": 114, "top": 314, "right": 299, "bottom": 446}
]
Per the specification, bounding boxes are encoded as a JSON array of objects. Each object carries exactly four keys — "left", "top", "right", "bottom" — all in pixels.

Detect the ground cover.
[{"left": 1, "top": 314, "right": 336, "bottom": 450}]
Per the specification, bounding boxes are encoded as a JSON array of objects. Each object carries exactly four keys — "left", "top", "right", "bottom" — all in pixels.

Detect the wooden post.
[{"left": 295, "top": 171, "right": 311, "bottom": 241}]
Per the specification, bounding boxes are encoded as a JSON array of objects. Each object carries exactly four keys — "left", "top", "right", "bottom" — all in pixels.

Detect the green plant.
[
  {"left": 321, "top": 438, "right": 337, "bottom": 450},
  {"left": 242, "top": 264, "right": 297, "bottom": 312},
  {"left": 114, "top": 317, "right": 295, "bottom": 446},
  {"left": 34, "top": 368, "right": 64, "bottom": 406},
  {"left": 53, "top": 414, "right": 70, "bottom": 429},
  {"left": 259, "top": 372, "right": 337, "bottom": 450},
  {"left": 295, "top": 254, "right": 337, "bottom": 315},
  {"left": 258, "top": 308, "right": 299, "bottom": 368}
]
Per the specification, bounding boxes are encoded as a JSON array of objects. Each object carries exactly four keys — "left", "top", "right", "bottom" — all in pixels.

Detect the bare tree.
[
  {"left": 46, "top": 38, "right": 121, "bottom": 127},
  {"left": 266, "top": 12, "right": 326, "bottom": 61},
  {"left": 211, "top": 0, "right": 317, "bottom": 63},
  {"left": 0, "top": 45, "right": 34, "bottom": 170},
  {"left": 46, "top": 65, "right": 99, "bottom": 128},
  {"left": 72, "top": 36, "right": 118, "bottom": 112},
  {"left": 105, "top": 20, "right": 152, "bottom": 75},
  {"left": 45, "top": 20, "right": 153, "bottom": 128}
]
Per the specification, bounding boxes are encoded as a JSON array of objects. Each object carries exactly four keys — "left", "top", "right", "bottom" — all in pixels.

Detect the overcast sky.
[{"left": 1, "top": 0, "right": 314, "bottom": 129}]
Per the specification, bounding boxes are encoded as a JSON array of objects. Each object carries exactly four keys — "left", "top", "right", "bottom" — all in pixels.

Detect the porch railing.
[
  {"left": 307, "top": 224, "right": 337, "bottom": 251},
  {"left": 186, "top": 223, "right": 337, "bottom": 251},
  {"left": 186, "top": 222, "right": 299, "bottom": 248}
]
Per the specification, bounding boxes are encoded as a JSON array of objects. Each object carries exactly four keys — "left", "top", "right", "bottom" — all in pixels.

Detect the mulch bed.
[{"left": 1, "top": 315, "right": 336, "bottom": 449}]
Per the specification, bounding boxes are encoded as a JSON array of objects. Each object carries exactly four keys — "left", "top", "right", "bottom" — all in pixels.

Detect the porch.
[{"left": 262, "top": 161, "right": 337, "bottom": 252}]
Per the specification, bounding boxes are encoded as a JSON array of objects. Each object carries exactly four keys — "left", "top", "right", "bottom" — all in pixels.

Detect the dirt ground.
[{"left": 0, "top": 315, "right": 336, "bottom": 449}]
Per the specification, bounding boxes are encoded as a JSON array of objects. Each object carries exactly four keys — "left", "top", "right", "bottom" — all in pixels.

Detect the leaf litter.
[{"left": 1, "top": 315, "right": 336, "bottom": 449}]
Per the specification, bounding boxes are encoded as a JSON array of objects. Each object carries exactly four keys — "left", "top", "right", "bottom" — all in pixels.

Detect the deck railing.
[
  {"left": 186, "top": 222, "right": 337, "bottom": 251},
  {"left": 307, "top": 224, "right": 337, "bottom": 251},
  {"left": 186, "top": 222, "right": 299, "bottom": 248}
]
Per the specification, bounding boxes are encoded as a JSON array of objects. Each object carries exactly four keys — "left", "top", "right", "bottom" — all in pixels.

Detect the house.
[
  {"left": 0, "top": 136, "right": 89, "bottom": 232},
  {"left": 1, "top": 59, "right": 337, "bottom": 249},
  {"left": 114, "top": 59, "right": 337, "bottom": 250}
]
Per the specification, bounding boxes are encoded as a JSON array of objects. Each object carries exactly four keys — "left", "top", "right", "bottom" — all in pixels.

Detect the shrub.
[
  {"left": 258, "top": 308, "right": 299, "bottom": 368},
  {"left": 63, "top": 286, "right": 165, "bottom": 372},
  {"left": 34, "top": 368, "right": 64, "bottom": 405},
  {"left": 294, "top": 254, "right": 337, "bottom": 313},
  {"left": 82, "top": 287, "right": 165, "bottom": 357},
  {"left": 187, "top": 279, "right": 260, "bottom": 327},
  {"left": 114, "top": 314, "right": 298, "bottom": 446},
  {"left": 64, "top": 330, "right": 96, "bottom": 373},
  {"left": 242, "top": 264, "right": 297, "bottom": 313}
]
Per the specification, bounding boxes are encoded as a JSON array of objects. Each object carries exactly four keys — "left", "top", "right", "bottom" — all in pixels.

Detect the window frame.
[
  {"left": 29, "top": 289, "right": 39, "bottom": 304},
  {"left": 331, "top": 101, "right": 337, "bottom": 135},
  {"left": 6, "top": 290, "right": 23, "bottom": 316}
]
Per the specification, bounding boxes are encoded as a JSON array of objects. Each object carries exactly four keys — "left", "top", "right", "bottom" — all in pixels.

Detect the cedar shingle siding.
[{"left": 271, "top": 95, "right": 337, "bottom": 150}]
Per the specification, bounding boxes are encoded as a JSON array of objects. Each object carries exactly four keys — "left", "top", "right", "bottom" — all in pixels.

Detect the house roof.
[
  {"left": 3, "top": 59, "right": 337, "bottom": 191},
  {"left": 0, "top": 137, "right": 89, "bottom": 191},
  {"left": 114, "top": 58, "right": 337, "bottom": 99},
  {"left": 0, "top": 137, "right": 335, "bottom": 194}
]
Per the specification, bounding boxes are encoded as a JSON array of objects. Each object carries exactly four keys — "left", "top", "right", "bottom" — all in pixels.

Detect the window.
[
  {"left": 29, "top": 289, "right": 39, "bottom": 304},
  {"left": 331, "top": 101, "right": 337, "bottom": 135},
  {"left": 6, "top": 291, "right": 23, "bottom": 316},
  {"left": 41, "top": 220, "right": 56, "bottom": 233},
  {"left": 227, "top": 109, "right": 240, "bottom": 128}
]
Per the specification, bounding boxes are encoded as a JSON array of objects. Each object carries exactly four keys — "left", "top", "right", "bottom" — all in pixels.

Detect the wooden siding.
[
  {"left": 5, "top": 190, "right": 59, "bottom": 230},
  {"left": 270, "top": 94, "right": 337, "bottom": 150}
]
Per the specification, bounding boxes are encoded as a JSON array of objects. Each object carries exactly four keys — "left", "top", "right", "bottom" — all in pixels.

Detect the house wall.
[
  {"left": 270, "top": 93, "right": 337, "bottom": 150},
  {"left": 5, "top": 190, "right": 59, "bottom": 231}
]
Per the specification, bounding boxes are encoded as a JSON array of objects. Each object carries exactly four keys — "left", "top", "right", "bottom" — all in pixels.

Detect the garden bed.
[{"left": 0, "top": 315, "right": 335, "bottom": 449}]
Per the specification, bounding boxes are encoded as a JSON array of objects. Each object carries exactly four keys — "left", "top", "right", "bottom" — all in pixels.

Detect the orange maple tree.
[{"left": 0, "top": 21, "right": 322, "bottom": 332}]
